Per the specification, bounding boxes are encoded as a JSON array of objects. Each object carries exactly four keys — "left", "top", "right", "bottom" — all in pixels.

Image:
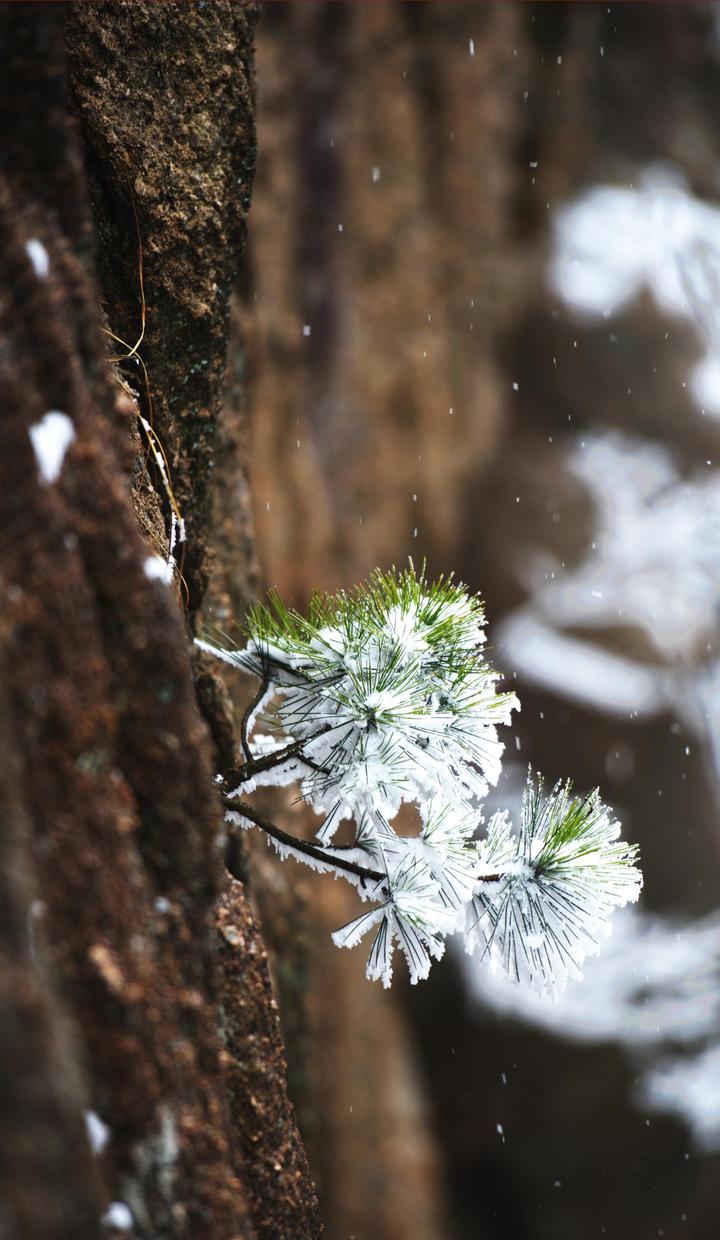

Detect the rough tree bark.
[{"left": 0, "top": 4, "right": 320, "bottom": 1238}]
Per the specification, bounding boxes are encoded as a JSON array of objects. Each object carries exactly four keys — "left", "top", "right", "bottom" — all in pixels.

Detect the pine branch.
[
  {"left": 225, "top": 725, "right": 334, "bottom": 787},
  {"left": 223, "top": 796, "right": 388, "bottom": 889},
  {"left": 240, "top": 675, "right": 268, "bottom": 762},
  {"left": 201, "top": 566, "right": 642, "bottom": 991}
]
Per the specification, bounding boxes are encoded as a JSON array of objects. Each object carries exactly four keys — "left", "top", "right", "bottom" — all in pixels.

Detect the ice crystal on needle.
[
  {"left": 332, "top": 852, "right": 457, "bottom": 987},
  {"left": 199, "top": 565, "right": 642, "bottom": 993},
  {"left": 201, "top": 567, "right": 517, "bottom": 825},
  {"left": 467, "top": 774, "right": 643, "bottom": 994}
]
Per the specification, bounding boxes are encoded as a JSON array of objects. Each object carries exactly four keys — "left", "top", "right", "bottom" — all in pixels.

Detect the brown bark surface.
[
  {"left": 0, "top": 4, "right": 320, "bottom": 1238},
  {"left": 66, "top": 0, "right": 258, "bottom": 614}
]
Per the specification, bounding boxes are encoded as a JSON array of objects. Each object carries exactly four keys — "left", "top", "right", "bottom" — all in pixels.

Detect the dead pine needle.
[{"left": 101, "top": 200, "right": 189, "bottom": 604}]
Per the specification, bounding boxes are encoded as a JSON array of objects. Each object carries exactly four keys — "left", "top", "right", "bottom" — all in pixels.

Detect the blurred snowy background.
[{"left": 233, "top": 5, "right": 720, "bottom": 1237}]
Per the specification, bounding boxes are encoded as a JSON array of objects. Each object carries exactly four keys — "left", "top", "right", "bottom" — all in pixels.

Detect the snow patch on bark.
[{"left": 29, "top": 411, "right": 74, "bottom": 485}]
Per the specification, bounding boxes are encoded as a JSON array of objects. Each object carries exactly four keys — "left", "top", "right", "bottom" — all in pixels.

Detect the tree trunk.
[{"left": 0, "top": 4, "right": 320, "bottom": 1237}]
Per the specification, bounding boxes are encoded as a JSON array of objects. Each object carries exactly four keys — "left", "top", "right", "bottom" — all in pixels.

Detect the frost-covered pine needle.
[
  {"left": 466, "top": 772, "right": 643, "bottom": 995},
  {"left": 332, "top": 852, "right": 457, "bottom": 987},
  {"left": 199, "top": 565, "right": 642, "bottom": 993},
  {"left": 202, "top": 565, "right": 518, "bottom": 826}
]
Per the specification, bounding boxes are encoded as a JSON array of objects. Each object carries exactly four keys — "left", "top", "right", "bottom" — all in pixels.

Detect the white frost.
[
  {"left": 498, "top": 610, "right": 668, "bottom": 719},
  {"left": 85, "top": 1109, "right": 111, "bottom": 1155},
  {"left": 642, "top": 1043, "right": 720, "bottom": 1152},
  {"left": 462, "top": 907, "right": 720, "bottom": 1148},
  {"left": 25, "top": 238, "right": 49, "bottom": 279},
  {"left": 143, "top": 555, "right": 174, "bottom": 584},
  {"left": 28, "top": 410, "right": 75, "bottom": 485},
  {"left": 466, "top": 779, "right": 641, "bottom": 994},
  {"left": 552, "top": 164, "right": 720, "bottom": 416},
  {"left": 464, "top": 908, "right": 720, "bottom": 1044},
  {"left": 101, "top": 1201, "right": 133, "bottom": 1231},
  {"left": 201, "top": 569, "right": 641, "bottom": 994},
  {"left": 498, "top": 431, "right": 720, "bottom": 732}
]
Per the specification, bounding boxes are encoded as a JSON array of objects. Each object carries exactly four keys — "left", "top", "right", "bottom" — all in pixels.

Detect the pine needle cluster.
[{"left": 199, "top": 565, "right": 642, "bottom": 992}]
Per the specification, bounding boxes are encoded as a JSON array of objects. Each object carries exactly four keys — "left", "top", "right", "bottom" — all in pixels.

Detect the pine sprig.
[
  {"left": 200, "top": 564, "right": 643, "bottom": 993},
  {"left": 466, "top": 772, "right": 643, "bottom": 993}
]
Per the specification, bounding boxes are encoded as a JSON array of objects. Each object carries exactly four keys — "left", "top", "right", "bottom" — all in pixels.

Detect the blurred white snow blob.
[
  {"left": 498, "top": 430, "right": 720, "bottom": 743},
  {"left": 28, "top": 410, "right": 75, "bottom": 485},
  {"left": 462, "top": 907, "right": 720, "bottom": 1150},
  {"left": 551, "top": 164, "right": 720, "bottom": 415}
]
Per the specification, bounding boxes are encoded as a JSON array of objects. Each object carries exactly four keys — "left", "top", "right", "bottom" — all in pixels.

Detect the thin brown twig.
[
  {"left": 226, "top": 707, "right": 506, "bottom": 892},
  {"left": 239, "top": 676, "right": 268, "bottom": 762},
  {"left": 223, "top": 796, "right": 504, "bottom": 891},
  {"left": 223, "top": 797, "right": 387, "bottom": 889},
  {"left": 227, "top": 723, "right": 334, "bottom": 787}
]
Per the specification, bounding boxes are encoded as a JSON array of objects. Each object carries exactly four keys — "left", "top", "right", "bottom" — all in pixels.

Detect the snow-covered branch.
[{"left": 201, "top": 564, "right": 642, "bottom": 993}]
